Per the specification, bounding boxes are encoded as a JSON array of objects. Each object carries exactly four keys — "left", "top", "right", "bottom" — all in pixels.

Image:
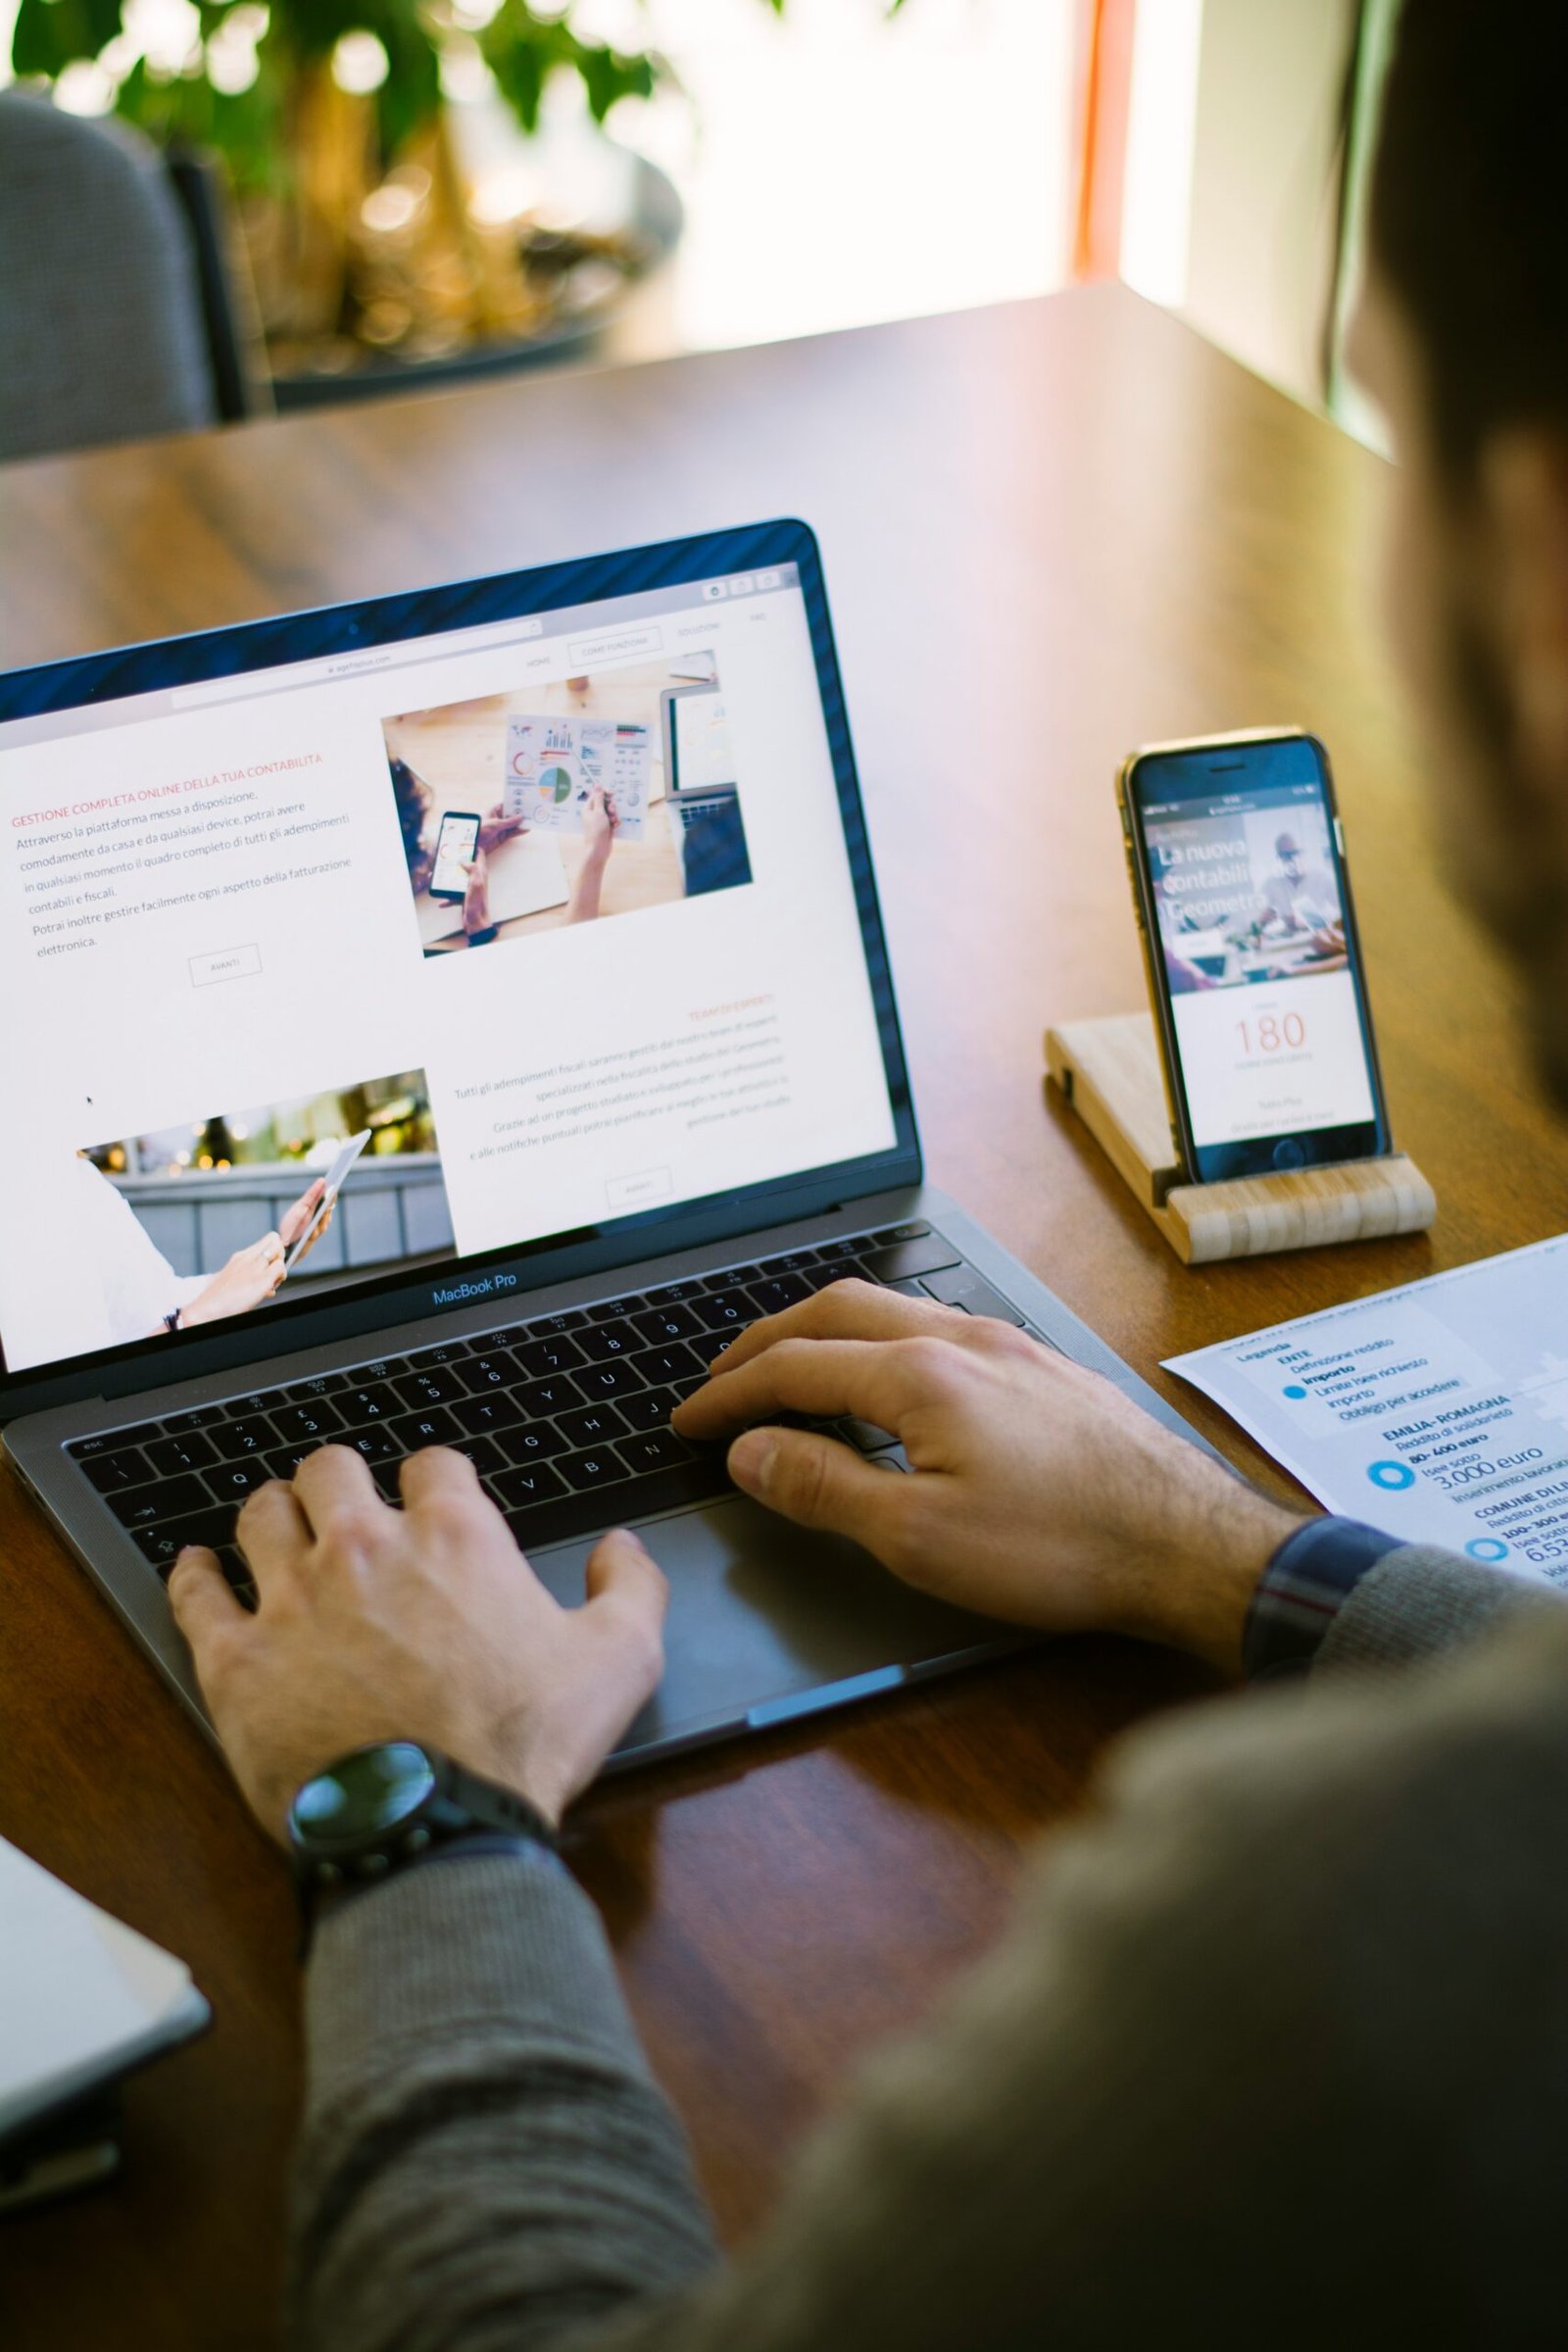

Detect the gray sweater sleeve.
[
  {"left": 1315, "top": 1539, "right": 1565, "bottom": 1673},
  {"left": 289, "top": 1848, "right": 715, "bottom": 2352},
  {"left": 290, "top": 1543, "right": 1568, "bottom": 2352}
]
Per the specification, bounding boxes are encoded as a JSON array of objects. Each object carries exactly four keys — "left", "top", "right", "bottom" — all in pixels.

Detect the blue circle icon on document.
[
  {"left": 1465, "top": 1538, "right": 1510, "bottom": 1563},
  {"left": 1283, "top": 1385, "right": 1308, "bottom": 1400},
  {"left": 1368, "top": 1460, "right": 1416, "bottom": 1492}
]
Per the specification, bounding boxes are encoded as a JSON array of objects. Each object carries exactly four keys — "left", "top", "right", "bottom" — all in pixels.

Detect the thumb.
[
  {"left": 584, "top": 1526, "right": 668, "bottom": 1643},
  {"left": 167, "top": 1545, "right": 246, "bottom": 1676},
  {"left": 727, "top": 1426, "right": 896, "bottom": 1548}
]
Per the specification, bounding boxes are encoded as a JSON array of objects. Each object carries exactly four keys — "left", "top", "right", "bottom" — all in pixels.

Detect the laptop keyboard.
[{"left": 66, "top": 1222, "right": 1031, "bottom": 1608}]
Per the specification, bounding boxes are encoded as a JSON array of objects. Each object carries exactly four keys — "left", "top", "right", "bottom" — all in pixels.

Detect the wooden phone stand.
[{"left": 1044, "top": 1011, "right": 1436, "bottom": 1265}]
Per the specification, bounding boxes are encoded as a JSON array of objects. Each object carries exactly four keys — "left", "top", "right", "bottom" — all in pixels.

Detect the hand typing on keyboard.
[
  {"left": 672, "top": 1283, "right": 1302, "bottom": 1676},
  {"left": 167, "top": 1446, "right": 667, "bottom": 1839}
]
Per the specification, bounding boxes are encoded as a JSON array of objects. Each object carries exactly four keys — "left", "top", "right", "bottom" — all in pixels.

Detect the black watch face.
[{"left": 290, "top": 1741, "right": 437, "bottom": 1856}]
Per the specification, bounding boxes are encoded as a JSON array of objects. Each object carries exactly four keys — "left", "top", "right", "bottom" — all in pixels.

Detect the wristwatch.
[{"left": 286, "top": 1741, "right": 559, "bottom": 1948}]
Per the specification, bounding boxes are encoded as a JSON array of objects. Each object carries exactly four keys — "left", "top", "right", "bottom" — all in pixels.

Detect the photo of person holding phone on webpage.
[
  {"left": 71, "top": 1153, "right": 332, "bottom": 1345},
  {"left": 388, "top": 755, "right": 620, "bottom": 949}
]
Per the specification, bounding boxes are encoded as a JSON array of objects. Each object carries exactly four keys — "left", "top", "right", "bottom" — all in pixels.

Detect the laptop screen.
[{"left": 0, "top": 531, "right": 904, "bottom": 1388}]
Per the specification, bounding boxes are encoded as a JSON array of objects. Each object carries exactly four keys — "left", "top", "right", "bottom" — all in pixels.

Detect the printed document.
[{"left": 1165, "top": 1234, "right": 1568, "bottom": 1583}]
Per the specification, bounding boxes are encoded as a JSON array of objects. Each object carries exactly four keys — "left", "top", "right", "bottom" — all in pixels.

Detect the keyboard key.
[
  {"left": 527, "top": 1311, "right": 588, "bottom": 1336},
  {"left": 631, "top": 1304, "right": 703, "bottom": 1347},
  {"left": 577, "top": 1319, "right": 640, "bottom": 1362},
  {"left": 211, "top": 1415, "right": 277, "bottom": 1459},
  {"left": 339, "top": 1388, "right": 396, "bottom": 1426},
  {"left": 613, "top": 1427, "right": 693, "bottom": 1474},
  {"left": 492, "top": 1462, "right": 569, "bottom": 1512},
  {"left": 670, "top": 1373, "right": 708, "bottom": 1400},
  {"left": 693, "top": 1290, "right": 759, "bottom": 1332},
  {"left": 392, "top": 1368, "right": 466, "bottom": 1412},
  {"left": 628, "top": 1340, "right": 705, "bottom": 1387},
  {"left": 271, "top": 1399, "right": 346, "bottom": 1443},
  {"left": 78, "top": 1446, "right": 151, "bottom": 1494},
  {"left": 130, "top": 1504, "right": 236, "bottom": 1568},
  {"left": 162, "top": 1405, "right": 227, "bottom": 1435},
  {"left": 497, "top": 1455, "right": 730, "bottom": 1550},
  {"left": 556, "top": 1403, "right": 628, "bottom": 1449},
  {"left": 512, "top": 1373, "right": 585, "bottom": 1418},
  {"left": 872, "top": 1222, "right": 931, "bottom": 1246},
  {"left": 460, "top": 1351, "right": 519, "bottom": 1393},
  {"left": 761, "top": 1249, "right": 818, "bottom": 1274},
  {"left": 813, "top": 1237, "right": 868, "bottom": 1262},
  {"left": 560, "top": 1448, "right": 635, "bottom": 1494},
  {"left": 386, "top": 1406, "right": 461, "bottom": 1452},
  {"left": 144, "top": 1431, "right": 220, "bottom": 1478},
  {"left": 918, "top": 1265, "right": 1027, "bottom": 1325},
  {"left": 586, "top": 1296, "right": 643, "bottom": 1323},
  {"left": 224, "top": 1392, "right": 278, "bottom": 1419},
  {"left": 69, "top": 1431, "right": 135, "bottom": 1462},
  {"left": 512, "top": 1334, "right": 585, "bottom": 1378},
  {"left": 859, "top": 1236, "right": 960, "bottom": 1284},
  {"left": 573, "top": 1358, "right": 647, "bottom": 1402},
  {"left": 748, "top": 1273, "right": 810, "bottom": 1316},
  {"left": 452, "top": 1393, "right": 525, "bottom": 1440},
  {"left": 446, "top": 1433, "right": 507, "bottom": 1479},
  {"left": 264, "top": 1443, "right": 321, "bottom": 1481},
  {"left": 346, "top": 1425, "right": 401, "bottom": 1465},
  {"left": 704, "top": 1265, "right": 762, "bottom": 1291},
  {"left": 616, "top": 1386, "right": 680, "bottom": 1433},
  {"left": 215, "top": 1548, "right": 258, "bottom": 1610},
  {"left": 498, "top": 1422, "right": 570, "bottom": 1467},
  {"left": 106, "top": 1472, "right": 210, "bottom": 1529},
  {"left": 644, "top": 1279, "right": 706, "bottom": 1304},
  {"left": 403, "top": 1341, "right": 468, "bottom": 1367},
  {"left": 203, "top": 1457, "right": 275, "bottom": 1503}
]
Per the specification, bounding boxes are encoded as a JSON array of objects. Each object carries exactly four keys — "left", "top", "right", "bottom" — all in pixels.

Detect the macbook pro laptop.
[{"left": 0, "top": 519, "right": 1201, "bottom": 1768}]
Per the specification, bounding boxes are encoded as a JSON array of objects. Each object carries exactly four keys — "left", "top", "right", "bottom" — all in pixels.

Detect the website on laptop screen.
[{"left": 0, "top": 565, "right": 896, "bottom": 1377}]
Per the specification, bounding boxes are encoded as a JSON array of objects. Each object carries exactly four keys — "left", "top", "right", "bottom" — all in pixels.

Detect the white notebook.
[{"left": 0, "top": 1835, "right": 209, "bottom": 2142}]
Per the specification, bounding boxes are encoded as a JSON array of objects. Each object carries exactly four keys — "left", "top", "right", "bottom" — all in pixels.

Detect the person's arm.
[
  {"left": 166, "top": 1452, "right": 716, "bottom": 2352},
  {"left": 565, "top": 787, "right": 616, "bottom": 924},
  {"left": 670, "top": 1283, "right": 1564, "bottom": 1680}
]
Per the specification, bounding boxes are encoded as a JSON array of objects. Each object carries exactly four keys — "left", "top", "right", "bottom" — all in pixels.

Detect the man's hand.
[
  {"left": 168, "top": 1446, "right": 667, "bottom": 1838},
  {"left": 672, "top": 1284, "right": 1301, "bottom": 1674}
]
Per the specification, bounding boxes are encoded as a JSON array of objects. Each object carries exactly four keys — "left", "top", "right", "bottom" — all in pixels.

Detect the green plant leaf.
[{"left": 11, "top": 0, "right": 124, "bottom": 77}]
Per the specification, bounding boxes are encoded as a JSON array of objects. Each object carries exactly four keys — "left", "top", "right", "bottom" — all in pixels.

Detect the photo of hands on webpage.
[
  {"left": 384, "top": 644, "right": 751, "bottom": 957},
  {"left": 0, "top": 569, "right": 894, "bottom": 1377}
]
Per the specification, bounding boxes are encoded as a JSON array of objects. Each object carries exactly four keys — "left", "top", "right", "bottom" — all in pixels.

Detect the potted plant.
[{"left": 7, "top": 1, "right": 699, "bottom": 389}]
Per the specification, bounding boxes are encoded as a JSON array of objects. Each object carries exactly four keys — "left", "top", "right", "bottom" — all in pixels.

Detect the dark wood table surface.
[{"left": 2, "top": 284, "right": 1562, "bottom": 2349}]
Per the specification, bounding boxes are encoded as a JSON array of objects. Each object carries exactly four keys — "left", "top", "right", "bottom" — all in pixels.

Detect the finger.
[
  {"left": 398, "top": 1444, "right": 491, "bottom": 1512},
  {"left": 672, "top": 1334, "right": 934, "bottom": 1441},
  {"left": 582, "top": 1527, "right": 668, "bottom": 1684},
  {"left": 234, "top": 1477, "right": 311, "bottom": 1582},
  {"left": 725, "top": 1426, "right": 908, "bottom": 1550},
  {"left": 703, "top": 1278, "right": 973, "bottom": 1378},
  {"left": 290, "top": 1442, "right": 383, "bottom": 1531},
  {"left": 168, "top": 1544, "right": 246, "bottom": 1670}
]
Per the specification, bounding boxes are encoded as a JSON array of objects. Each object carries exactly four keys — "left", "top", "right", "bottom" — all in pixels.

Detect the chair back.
[{"left": 0, "top": 90, "right": 220, "bottom": 462}]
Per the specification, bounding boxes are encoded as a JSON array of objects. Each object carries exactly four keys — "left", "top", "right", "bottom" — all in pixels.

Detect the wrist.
[{"left": 1120, "top": 1487, "right": 1306, "bottom": 1675}]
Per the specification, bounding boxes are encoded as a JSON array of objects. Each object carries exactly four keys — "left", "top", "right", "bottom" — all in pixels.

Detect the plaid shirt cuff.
[{"left": 1243, "top": 1516, "right": 1402, "bottom": 1681}]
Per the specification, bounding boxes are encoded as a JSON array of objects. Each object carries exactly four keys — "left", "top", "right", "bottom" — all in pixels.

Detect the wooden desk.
[{"left": 2, "top": 286, "right": 1562, "bottom": 2349}]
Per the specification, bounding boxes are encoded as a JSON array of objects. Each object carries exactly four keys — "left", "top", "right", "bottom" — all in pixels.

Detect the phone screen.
[
  {"left": 431, "top": 811, "right": 480, "bottom": 899},
  {"left": 1124, "top": 733, "right": 1390, "bottom": 1182}
]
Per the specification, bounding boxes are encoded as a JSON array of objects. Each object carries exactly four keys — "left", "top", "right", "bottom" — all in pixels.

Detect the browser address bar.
[{"left": 169, "top": 614, "right": 545, "bottom": 710}]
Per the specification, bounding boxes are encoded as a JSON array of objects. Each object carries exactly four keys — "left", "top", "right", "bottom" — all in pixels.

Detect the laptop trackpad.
[{"left": 528, "top": 1494, "right": 1010, "bottom": 1762}]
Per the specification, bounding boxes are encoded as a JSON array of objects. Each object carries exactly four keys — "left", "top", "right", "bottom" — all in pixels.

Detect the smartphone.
[
  {"left": 283, "top": 1129, "right": 372, "bottom": 1274},
  {"left": 1117, "top": 728, "right": 1391, "bottom": 1183},
  {"left": 430, "top": 809, "right": 480, "bottom": 901}
]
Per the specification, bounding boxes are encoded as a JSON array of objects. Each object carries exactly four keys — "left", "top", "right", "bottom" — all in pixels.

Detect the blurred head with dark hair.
[{"left": 1350, "top": 0, "right": 1568, "bottom": 1100}]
